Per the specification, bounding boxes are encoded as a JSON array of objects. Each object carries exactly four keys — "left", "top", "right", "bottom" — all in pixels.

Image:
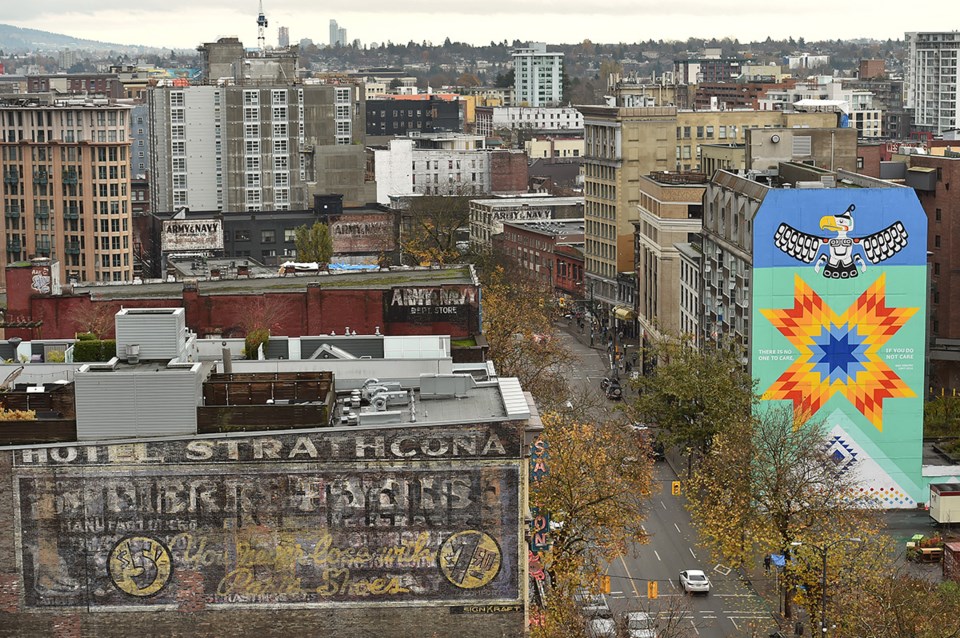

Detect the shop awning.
[{"left": 613, "top": 306, "right": 636, "bottom": 321}]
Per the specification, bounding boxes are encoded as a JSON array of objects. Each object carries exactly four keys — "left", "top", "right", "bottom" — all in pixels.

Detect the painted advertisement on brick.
[
  {"left": 385, "top": 286, "right": 479, "bottom": 325},
  {"left": 752, "top": 188, "right": 927, "bottom": 507},
  {"left": 13, "top": 424, "right": 521, "bottom": 609}
]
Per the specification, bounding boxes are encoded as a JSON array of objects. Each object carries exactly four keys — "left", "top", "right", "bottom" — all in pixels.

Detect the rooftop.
[{"left": 71, "top": 264, "right": 477, "bottom": 300}]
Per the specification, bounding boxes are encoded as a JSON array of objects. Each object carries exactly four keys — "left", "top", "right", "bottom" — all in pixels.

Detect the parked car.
[
  {"left": 623, "top": 610, "right": 657, "bottom": 638},
  {"left": 587, "top": 617, "right": 616, "bottom": 638},
  {"left": 678, "top": 569, "right": 711, "bottom": 594},
  {"left": 574, "top": 588, "right": 612, "bottom": 619}
]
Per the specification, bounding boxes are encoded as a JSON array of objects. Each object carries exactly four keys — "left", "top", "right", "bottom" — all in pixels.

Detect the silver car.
[{"left": 623, "top": 610, "right": 657, "bottom": 638}]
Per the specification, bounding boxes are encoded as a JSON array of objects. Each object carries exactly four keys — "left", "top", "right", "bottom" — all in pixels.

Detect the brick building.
[
  {"left": 4, "top": 261, "right": 482, "bottom": 342},
  {"left": 903, "top": 154, "right": 960, "bottom": 390},
  {"left": 495, "top": 218, "right": 584, "bottom": 293},
  {"left": 0, "top": 309, "right": 535, "bottom": 637}
]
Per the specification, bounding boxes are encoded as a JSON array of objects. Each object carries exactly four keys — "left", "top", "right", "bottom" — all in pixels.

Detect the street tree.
[
  {"left": 530, "top": 411, "right": 652, "bottom": 634},
  {"left": 686, "top": 406, "right": 881, "bottom": 620},
  {"left": 838, "top": 562, "right": 960, "bottom": 638},
  {"left": 480, "top": 266, "right": 571, "bottom": 409},
  {"left": 400, "top": 195, "right": 471, "bottom": 266},
  {"left": 293, "top": 221, "right": 333, "bottom": 264},
  {"left": 626, "top": 336, "right": 754, "bottom": 477}
]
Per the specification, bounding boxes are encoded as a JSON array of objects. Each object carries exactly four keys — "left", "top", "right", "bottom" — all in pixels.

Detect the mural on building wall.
[
  {"left": 753, "top": 189, "right": 927, "bottom": 507},
  {"left": 13, "top": 424, "right": 521, "bottom": 608},
  {"left": 330, "top": 213, "right": 396, "bottom": 255}
]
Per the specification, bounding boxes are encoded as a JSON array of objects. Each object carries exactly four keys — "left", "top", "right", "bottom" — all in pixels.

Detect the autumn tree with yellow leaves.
[
  {"left": 686, "top": 406, "right": 881, "bottom": 621},
  {"left": 400, "top": 195, "right": 471, "bottom": 266},
  {"left": 530, "top": 411, "right": 653, "bottom": 638},
  {"left": 480, "top": 266, "right": 571, "bottom": 409}
]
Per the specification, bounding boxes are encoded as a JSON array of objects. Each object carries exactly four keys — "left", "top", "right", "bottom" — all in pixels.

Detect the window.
[
  {"left": 235, "top": 230, "right": 250, "bottom": 241},
  {"left": 856, "top": 157, "right": 864, "bottom": 169},
  {"left": 935, "top": 235, "right": 941, "bottom": 248},
  {"left": 245, "top": 156, "right": 260, "bottom": 171},
  {"left": 284, "top": 229, "right": 297, "bottom": 242},
  {"left": 261, "top": 230, "right": 275, "bottom": 244},
  {"left": 243, "top": 90, "right": 259, "bottom": 106},
  {"left": 245, "top": 140, "right": 260, "bottom": 155},
  {"left": 936, "top": 208, "right": 942, "bottom": 222}
]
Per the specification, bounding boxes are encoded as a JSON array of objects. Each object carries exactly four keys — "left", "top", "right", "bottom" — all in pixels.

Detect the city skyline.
[{"left": 3, "top": 1, "right": 956, "bottom": 51}]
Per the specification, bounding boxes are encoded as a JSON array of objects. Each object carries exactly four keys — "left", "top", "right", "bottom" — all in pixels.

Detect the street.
[{"left": 556, "top": 323, "right": 775, "bottom": 637}]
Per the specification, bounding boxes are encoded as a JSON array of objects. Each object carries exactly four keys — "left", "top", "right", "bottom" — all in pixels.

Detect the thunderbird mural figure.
[{"left": 772, "top": 204, "right": 909, "bottom": 279}]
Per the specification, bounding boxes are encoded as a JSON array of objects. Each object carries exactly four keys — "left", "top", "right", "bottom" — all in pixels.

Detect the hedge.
[{"left": 73, "top": 339, "right": 116, "bottom": 362}]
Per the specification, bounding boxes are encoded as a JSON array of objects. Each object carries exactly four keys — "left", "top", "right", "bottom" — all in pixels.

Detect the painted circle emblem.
[
  {"left": 438, "top": 530, "right": 502, "bottom": 589},
  {"left": 108, "top": 535, "right": 173, "bottom": 597}
]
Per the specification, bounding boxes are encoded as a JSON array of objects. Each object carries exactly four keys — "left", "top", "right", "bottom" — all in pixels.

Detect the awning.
[{"left": 613, "top": 306, "right": 636, "bottom": 321}]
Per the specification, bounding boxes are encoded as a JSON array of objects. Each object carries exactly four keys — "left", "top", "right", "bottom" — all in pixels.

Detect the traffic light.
[
  {"left": 647, "top": 580, "right": 658, "bottom": 599},
  {"left": 671, "top": 481, "right": 681, "bottom": 496}
]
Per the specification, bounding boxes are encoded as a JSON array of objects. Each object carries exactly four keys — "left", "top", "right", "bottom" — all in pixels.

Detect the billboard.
[
  {"left": 12, "top": 424, "right": 521, "bottom": 609},
  {"left": 752, "top": 188, "right": 927, "bottom": 507},
  {"left": 161, "top": 219, "right": 224, "bottom": 253}
]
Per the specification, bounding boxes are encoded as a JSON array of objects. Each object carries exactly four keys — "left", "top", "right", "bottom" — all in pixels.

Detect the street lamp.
[{"left": 791, "top": 538, "right": 862, "bottom": 635}]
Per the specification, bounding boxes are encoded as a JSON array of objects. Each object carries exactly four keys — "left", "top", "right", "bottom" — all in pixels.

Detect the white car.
[
  {"left": 678, "top": 569, "right": 711, "bottom": 594},
  {"left": 623, "top": 610, "right": 657, "bottom": 638}
]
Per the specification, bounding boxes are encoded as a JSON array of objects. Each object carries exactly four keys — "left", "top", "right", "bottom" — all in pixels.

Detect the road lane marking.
[
  {"left": 617, "top": 555, "right": 642, "bottom": 600},
  {"left": 674, "top": 523, "right": 682, "bottom": 534},
  {"left": 690, "top": 620, "right": 700, "bottom": 635},
  {"left": 661, "top": 500, "right": 667, "bottom": 510},
  {"left": 688, "top": 547, "right": 698, "bottom": 560},
  {"left": 730, "top": 618, "right": 740, "bottom": 631},
  {"left": 653, "top": 550, "right": 661, "bottom": 562}
]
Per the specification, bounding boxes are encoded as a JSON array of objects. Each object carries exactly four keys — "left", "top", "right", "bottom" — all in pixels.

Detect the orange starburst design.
[{"left": 760, "top": 274, "right": 917, "bottom": 430}]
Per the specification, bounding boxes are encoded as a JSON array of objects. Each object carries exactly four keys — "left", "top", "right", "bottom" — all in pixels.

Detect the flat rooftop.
[{"left": 73, "top": 264, "right": 477, "bottom": 300}]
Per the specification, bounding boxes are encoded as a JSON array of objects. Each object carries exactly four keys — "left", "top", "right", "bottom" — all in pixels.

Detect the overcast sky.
[{"left": 4, "top": 1, "right": 956, "bottom": 50}]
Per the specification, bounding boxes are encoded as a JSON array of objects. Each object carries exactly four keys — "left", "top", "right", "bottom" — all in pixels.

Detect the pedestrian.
[
  {"left": 763, "top": 554, "right": 771, "bottom": 572},
  {"left": 625, "top": 360, "right": 632, "bottom": 374}
]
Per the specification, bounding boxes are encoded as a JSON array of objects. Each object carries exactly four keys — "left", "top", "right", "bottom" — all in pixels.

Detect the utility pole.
[
  {"left": 589, "top": 281, "right": 595, "bottom": 347},
  {"left": 791, "top": 537, "right": 862, "bottom": 636}
]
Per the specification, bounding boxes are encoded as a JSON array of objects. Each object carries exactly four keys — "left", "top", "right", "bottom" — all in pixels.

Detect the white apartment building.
[
  {"left": 512, "top": 43, "right": 563, "bottom": 107},
  {"left": 758, "top": 78, "right": 882, "bottom": 138},
  {"left": 474, "top": 106, "right": 582, "bottom": 136},
  {"left": 373, "top": 138, "right": 491, "bottom": 204},
  {"left": 906, "top": 31, "right": 960, "bottom": 135},
  {"left": 149, "top": 83, "right": 366, "bottom": 213}
]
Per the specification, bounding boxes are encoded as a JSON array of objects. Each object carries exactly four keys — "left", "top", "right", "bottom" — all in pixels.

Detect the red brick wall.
[
  {"left": 489, "top": 151, "right": 528, "bottom": 194},
  {"left": 4, "top": 266, "right": 479, "bottom": 341}
]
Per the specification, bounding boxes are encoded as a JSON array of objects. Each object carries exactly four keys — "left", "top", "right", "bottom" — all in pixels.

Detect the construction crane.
[{"left": 256, "top": 1, "right": 269, "bottom": 53}]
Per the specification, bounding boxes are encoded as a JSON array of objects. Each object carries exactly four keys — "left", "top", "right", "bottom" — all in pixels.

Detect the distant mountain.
[{"left": 0, "top": 24, "right": 161, "bottom": 55}]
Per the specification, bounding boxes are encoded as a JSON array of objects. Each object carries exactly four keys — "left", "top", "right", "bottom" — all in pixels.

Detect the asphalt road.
[{"left": 556, "top": 324, "right": 776, "bottom": 638}]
